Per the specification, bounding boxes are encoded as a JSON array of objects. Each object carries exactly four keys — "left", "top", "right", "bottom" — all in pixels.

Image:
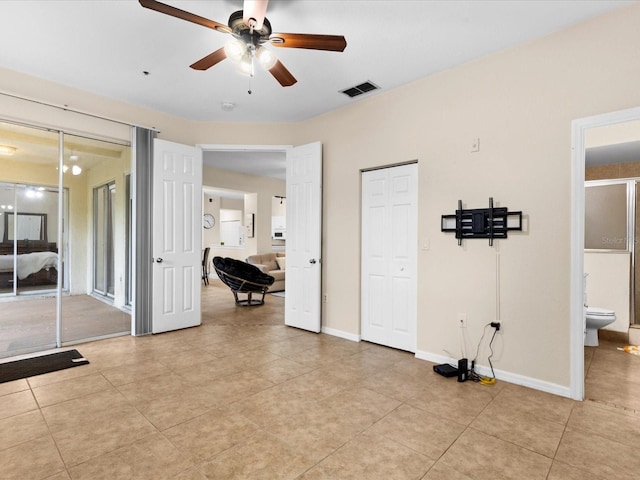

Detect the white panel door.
[
  {"left": 152, "top": 139, "right": 202, "bottom": 333},
  {"left": 286, "top": 142, "right": 322, "bottom": 332},
  {"left": 361, "top": 163, "right": 417, "bottom": 351}
]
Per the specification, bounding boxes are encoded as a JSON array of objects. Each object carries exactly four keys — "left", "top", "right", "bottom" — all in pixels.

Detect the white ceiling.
[
  {"left": 203, "top": 149, "right": 286, "bottom": 180},
  {"left": 0, "top": 0, "right": 633, "bottom": 125},
  {"left": 0, "top": 1, "right": 636, "bottom": 178}
]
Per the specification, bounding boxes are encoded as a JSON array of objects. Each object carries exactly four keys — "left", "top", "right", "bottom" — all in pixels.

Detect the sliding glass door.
[
  {"left": 0, "top": 121, "right": 132, "bottom": 358},
  {"left": 60, "top": 132, "right": 131, "bottom": 344}
]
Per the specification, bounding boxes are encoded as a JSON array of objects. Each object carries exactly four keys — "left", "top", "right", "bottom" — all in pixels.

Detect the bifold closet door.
[{"left": 361, "top": 163, "right": 417, "bottom": 352}]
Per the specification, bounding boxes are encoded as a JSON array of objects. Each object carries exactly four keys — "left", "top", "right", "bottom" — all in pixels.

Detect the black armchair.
[{"left": 212, "top": 256, "right": 275, "bottom": 306}]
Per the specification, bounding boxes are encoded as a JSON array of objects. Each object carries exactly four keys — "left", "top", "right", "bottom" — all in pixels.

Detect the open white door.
[
  {"left": 152, "top": 139, "right": 202, "bottom": 333},
  {"left": 285, "top": 142, "right": 322, "bottom": 332}
]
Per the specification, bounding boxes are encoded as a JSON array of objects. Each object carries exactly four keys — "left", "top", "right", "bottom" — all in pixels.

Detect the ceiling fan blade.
[
  {"left": 269, "top": 33, "right": 347, "bottom": 52},
  {"left": 139, "top": 0, "right": 231, "bottom": 33},
  {"left": 268, "top": 60, "right": 297, "bottom": 87},
  {"left": 190, "top": 48, "right": 227, "bottom": 71}
]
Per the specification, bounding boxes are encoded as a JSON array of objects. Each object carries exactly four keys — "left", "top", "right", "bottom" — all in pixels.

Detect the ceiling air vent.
[{"left": 340, "top": 81, "right": 379, "bottom": 98}]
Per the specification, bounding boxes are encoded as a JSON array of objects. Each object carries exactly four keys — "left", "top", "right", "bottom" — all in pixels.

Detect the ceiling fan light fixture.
[
  {"left": 71, "top": 165, "right": 82, "bottom": 176},
  {"left": 238, "top": 54, "right": 254, "bottom": 77},
  {"left": 224, "top": 39, "right": 246, "bottom": 63},
  {"left": 256, "top": 46, "right": 277, "bottom": 69},
  {"left": 25, "top": 187, "right": 44, "bottom": 199}
]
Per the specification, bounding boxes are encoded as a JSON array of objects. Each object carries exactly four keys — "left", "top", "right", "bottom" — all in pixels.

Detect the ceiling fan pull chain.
[{"left": 248, "top": 76, "right": 252, "bottom": 95}]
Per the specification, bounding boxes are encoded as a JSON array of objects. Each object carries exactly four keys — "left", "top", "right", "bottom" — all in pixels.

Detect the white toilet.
[{"left": 584, "top": 307, "right": 616, "bottom": 347}]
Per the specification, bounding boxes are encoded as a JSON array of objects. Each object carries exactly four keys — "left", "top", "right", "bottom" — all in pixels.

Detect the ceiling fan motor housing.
[{"left": 229, "top": 10, "right": 271, "bottom": 46}]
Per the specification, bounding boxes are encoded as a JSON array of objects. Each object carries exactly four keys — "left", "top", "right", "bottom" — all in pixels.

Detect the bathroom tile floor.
[{"left": 1, "top": 281, "right": 640, "bottom": 479}]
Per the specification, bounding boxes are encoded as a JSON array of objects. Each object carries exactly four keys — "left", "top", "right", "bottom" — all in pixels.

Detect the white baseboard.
[
  {"left": 414, "top": 349, "right": 572, "bottom": 399},
  {"left": 314, "top": 333, "right": 573, "bottom": 399},
  {"left": 321, "top": 326, "right": 361, "bottom": 342}
]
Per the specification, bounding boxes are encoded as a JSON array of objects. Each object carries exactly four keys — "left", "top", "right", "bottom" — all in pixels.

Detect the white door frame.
[{"left": 570, "top": 105, "right": 640, "bottom": 400}]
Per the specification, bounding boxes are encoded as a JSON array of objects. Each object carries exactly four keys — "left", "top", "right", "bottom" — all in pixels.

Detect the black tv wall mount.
[{"left": 441, "top": 197, "right": 522, "bottom": 246}]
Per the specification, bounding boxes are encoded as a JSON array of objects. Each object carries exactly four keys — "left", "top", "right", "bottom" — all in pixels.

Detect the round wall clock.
[{"left": 203, "top": 213, "right": 215, "bottom": 229}]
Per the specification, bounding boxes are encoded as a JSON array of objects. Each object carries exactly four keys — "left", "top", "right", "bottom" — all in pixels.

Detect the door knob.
[
  {"left": 309, "top": 259, "right": 317, "bottom": 264},
  {"left": 156, "top": 257, "right": 163, "bottom": 263}
]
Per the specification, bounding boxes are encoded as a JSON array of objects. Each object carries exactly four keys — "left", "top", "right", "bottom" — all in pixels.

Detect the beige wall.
[
  {"left": 586, "top": 119, "right": 640, "bottom": 149},
  {"left": 1, "top": 3, "right": 640, "bottom": 393},
  {"left": 294, "top": 3, "right": 640, "bottom": 389}
]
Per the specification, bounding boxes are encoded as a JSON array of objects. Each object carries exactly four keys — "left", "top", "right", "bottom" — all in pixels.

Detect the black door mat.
[{"left": 0, "top": 349, "right": 89, "bottom": 384}]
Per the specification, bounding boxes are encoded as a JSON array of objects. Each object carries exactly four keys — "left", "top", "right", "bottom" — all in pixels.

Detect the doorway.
[
  {"left": 199, "top": 144, "right": 290, "bottom": 322},
  {"left": 199, "top": 142, "right": 322, "bottom": 333},
  {"left": 571, "top": 106, "right": 640, "bottom": 400}
]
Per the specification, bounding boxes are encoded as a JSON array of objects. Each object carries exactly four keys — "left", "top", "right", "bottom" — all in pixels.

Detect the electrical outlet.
[
  {"left": 457, "top": 313, "right": 467, "bottom": 328},
  {"left": 471, "top": 138, "right": 480, "bottom": 153},
  {"left": 323, "top": 293, "right": 328, "bottom": 303}
]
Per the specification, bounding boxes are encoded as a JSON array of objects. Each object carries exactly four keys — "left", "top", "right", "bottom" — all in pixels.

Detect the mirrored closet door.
[{"left": 0, "top": 121, "right": 132, "bottom": 358}]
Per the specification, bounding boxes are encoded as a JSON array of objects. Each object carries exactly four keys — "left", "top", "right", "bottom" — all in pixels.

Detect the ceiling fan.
[{"left": 139, "top": 0, "right": 347, "bottom": 87}]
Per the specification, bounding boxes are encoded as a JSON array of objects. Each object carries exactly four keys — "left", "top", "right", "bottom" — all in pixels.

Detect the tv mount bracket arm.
[{"left": 441, "top": 197, "right": 522, "bottom": 246}]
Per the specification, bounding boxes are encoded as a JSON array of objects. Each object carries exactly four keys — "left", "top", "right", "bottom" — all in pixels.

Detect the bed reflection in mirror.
[{"left": 0, "top": 186, "right": 59, "bottom": 293}]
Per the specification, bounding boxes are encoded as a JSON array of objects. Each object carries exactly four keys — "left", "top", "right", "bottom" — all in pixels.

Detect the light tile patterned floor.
[{"left": 1, "top": 281, "right": 639, "bottom": 479}]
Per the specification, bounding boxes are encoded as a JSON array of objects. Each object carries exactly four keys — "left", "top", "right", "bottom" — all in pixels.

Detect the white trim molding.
[
  {"left": 415, "top": 349, "right": 572, "bottom": 399},
  {"left": 321, "top": 326, "right": 361, "bottom": 343},
  {"left": 197, "top": 144, "right": 293, "bottom": 152},
  {"left": 570, "top": 105, "right": 640, "bottom": 401}
]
